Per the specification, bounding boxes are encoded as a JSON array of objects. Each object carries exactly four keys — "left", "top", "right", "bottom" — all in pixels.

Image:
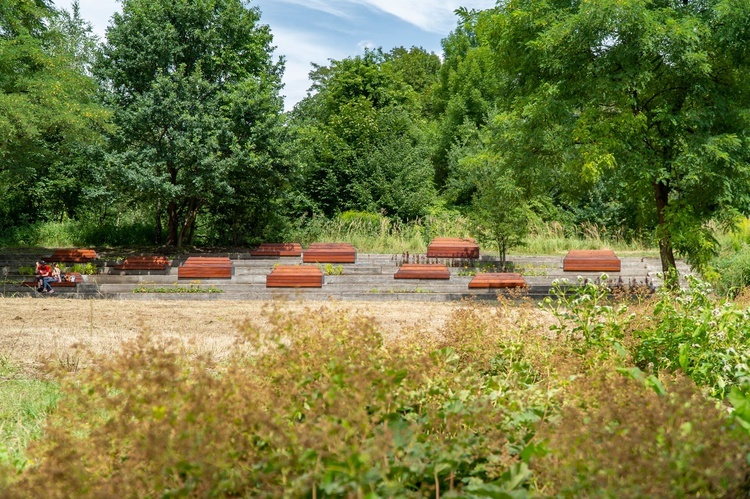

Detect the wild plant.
[
  {"left": 543, "top": 276, "right": 632, "bottom": 359},
  {"left": 634, "top": 276, "right": 750, "bottom": 399}
]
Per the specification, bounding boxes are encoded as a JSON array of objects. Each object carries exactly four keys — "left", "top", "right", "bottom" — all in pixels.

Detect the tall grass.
[
  {"left": 290, "top": 212, "right": 475, "bottom": 253},
  {"left": 290, "top": 212, "right": 655, "bottom": 255},
  {"left": 521, "top": 220, "right": 654, "bottom": 255},
  {"left": 0, "top": 217, "right": 153, "bottom": 248}
]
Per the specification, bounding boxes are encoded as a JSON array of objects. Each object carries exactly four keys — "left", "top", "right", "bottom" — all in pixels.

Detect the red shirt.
[{"left": 38, "top": 264, "right": 51, "bottom": 277}]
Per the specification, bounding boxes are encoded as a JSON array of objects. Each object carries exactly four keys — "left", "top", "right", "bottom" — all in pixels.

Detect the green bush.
[{"left": 711, "top": 244, "right": 750, "bottom": 297}]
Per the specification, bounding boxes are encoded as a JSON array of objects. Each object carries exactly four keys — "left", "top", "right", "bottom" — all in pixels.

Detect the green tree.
[
  {"left": 0, "top": 0, "right": 109, "bottom": 230},
  {"left": 470, "top": 166, "right": 530, "bottom": 270},
  {"left": 96, "top": 0, "right": 286, "bottom": 247},
  {"left": 432, "top": 8, "right": 500, "bottom": 189},
  {"left": 480, "top": 0, "right": 750, "bottom": 272},
  {"left": 290, "top": 48, "right": 438, "bottom": 220}
]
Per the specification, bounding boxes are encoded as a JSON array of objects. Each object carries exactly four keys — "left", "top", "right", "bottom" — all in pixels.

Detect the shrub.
[
  {"left": 535, "top": 370, "right": 750, "bottom": 497},
  {"left": 10, "top": 306, "right": 543, "bottom": 497},
  {"left": 711, "top": 244, "right": 750, "bottom": 297},
  {"left": 634, "top": 277, "right": 750, "bottom": 398}
]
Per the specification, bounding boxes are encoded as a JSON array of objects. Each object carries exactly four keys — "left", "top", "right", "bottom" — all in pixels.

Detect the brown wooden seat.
[
  {"left": 426, "top": 238, "right": 480, "bottom": 259},
  {"left": 302, "top": 243, "right": 356, "bottom": 264},
  {"left": 266, "top": 265, "right": 323, "bottom": 288},
  {"left": 394, "top": 264, "right": 451, "bottom": 279},
  {"left": 178, "top": 257, "right": 233, "bottom": 279},
  {"left": 250, "top": 243, "right": 303, "bottom": 258},
  {"left": 563, "top": 250, "right": 621, "bottom": 272},
  {"left": 23, "top": 272, "right": 83, "bottom": 289},
  {"left": 113, "top": 256, "right": 171, "bottom": 271},
  {"left": 49, "top": 249, "right": 99, "bottom": 263},
  {"left": 469, "top": 273, "right": 526, "bottom": 289}
]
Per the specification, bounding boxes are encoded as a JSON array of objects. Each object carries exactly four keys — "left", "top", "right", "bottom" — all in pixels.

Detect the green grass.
[
  {"left": 291, "top": 213, "right": 655, "bottom": 256},
  {"left": 0, "top": 359, "right": 60, "bottom": 472}
]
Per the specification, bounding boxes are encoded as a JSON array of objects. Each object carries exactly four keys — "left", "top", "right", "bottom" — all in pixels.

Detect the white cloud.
[
  {"left": 273, "top": 0, "right": 496, "bottom": 33},
  {"left": 270, "top": 27, "right": 349, "bottom": 110},
  {"left": 271, "top": 0, "right": 354, "bottom": 20},
  {"left": 345, "top": 0, "right": 496, "bottom": 33},
  {"left": 357, "top": 40, "right": 376, "bottom": 51}
]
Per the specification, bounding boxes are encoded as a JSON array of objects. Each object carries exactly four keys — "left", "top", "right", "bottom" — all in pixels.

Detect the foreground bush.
[{"left": 3, "top": 297, "right": 749, "bottom": 497}]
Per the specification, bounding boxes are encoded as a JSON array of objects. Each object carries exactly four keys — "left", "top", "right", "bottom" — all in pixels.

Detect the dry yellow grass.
[{"left": 0, "top": 298, "right": 468, "bottom": 372}]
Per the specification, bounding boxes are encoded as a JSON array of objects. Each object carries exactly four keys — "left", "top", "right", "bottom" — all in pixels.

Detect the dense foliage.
[
  {"left": 3, "top": 0, "right": 750, "bottom": 273},
  {"left": 3, "top": 285, "right": 750, "bottom": 496}
]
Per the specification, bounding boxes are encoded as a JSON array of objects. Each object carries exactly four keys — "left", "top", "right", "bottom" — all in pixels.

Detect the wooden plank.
[
  {"left": 469, "top": 273, "right": 526, "bottom": 289},
  {"left": 178, "top": 257, "right": 232, "bottom": 279},
  {"left": 426, "top": 238, "right": 480, "bottom": 259},
  {"left": 394, "top": 264, "right": 450, "bottom": 280},
  {"left": 251, "top": 243, "right": 303, "bottom": 257},
  {"left": 563, "top": 250, "right": 621, "bottom": 272},
  {"left": 23, "top": 272, "right": 83, "bottom": 288},
  {"left": 114, "top": 256, "right": 171, "bottom": 271},
  {"left": 303, "top": 243, "right": 356, "bottom": 263},
  {"left": 49, "top": 249, "right": 99, "bottom": 263},
  {"left": 267, "top": 265, "right": 323, "bottom": 288}
]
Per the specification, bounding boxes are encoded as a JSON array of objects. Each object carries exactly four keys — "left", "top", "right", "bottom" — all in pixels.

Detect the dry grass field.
[{"left": 0, "top": 297, "right": 487, "bottom": 372}]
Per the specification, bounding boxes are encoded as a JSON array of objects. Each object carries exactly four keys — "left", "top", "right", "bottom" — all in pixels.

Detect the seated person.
[{"left": 35, "top": 261, "right": 51, "bottom": 292}]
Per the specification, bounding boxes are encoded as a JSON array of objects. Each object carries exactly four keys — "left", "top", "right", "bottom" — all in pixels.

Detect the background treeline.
[{"left": 3, "top": 0, "right": 750, "bottom": 273}]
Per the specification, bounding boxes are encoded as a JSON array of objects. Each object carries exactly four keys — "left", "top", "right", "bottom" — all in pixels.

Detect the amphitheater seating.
[
  {"left": 49, "top": 249, "right": 98, "bottom": 263},
  {"left": 468, "top": 273, "right": 526, "bottom": 289},
  {"left": 23, "top": 272, "right": 83, "bottom": 289},
  {"left": 178, "top": 257, "right": 233, "bottom": 279},
  {"left": 426, "top": 238, "right": 480, "bottom": 259},
  {"left": 113, "top": 256, "right": 171, "bottom": 271},
  {"left": 266, "top": 265, "right": 323, "bottom": 288},
  {"left": 302, "top": 243, "right": 357, "bottom": 264},
  {"left": 563, "top": 250, "right": 621, "bottom": 272},
  {"left": 394, "top": 264, "right": 451, "bottom": 279},
  {"left": 251, "top": 243, "right": 303, "bottom": 258}
]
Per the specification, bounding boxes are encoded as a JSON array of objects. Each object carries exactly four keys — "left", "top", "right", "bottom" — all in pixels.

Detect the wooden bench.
[
  {"left": 177, "top": 257, "right": 233, "bottom": 279},
  {"left": 266, "top": 265, "right": 323, "bottom": 288},
  {"left": 426, "top": 238, "right": 480, "bottom": 259},
  {"left": 250, "top": 243, "right": 303, "bottom": 258},
  {"left": 302, "top": 243, "right": 357, "bottom": 264},
  {"left": 113, "top": 256, "right": 172, "bottom": 271},
  {"left": 394, "top": 264, "right": 451, "bottom": 279},
  {"left": 563, "top": 250, "right": 621, "bottom": 272},
  {"left": 49, "top": 249, "right": 99, "bottom": 263},
  {"left": 23, "top": 272, "right": 84, "bottom": 290},
  {"left": 469, "top": 273, "right": 526, "bottom": 289}
]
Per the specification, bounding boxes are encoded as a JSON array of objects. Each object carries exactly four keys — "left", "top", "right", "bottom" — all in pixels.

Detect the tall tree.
[
  {"left": 480, "top": 0, "right": 750, "bottom": 272},
  {"left": 0, "top": 0, "right": 109, "bottom": 229},
  {"left": 96, "top": 0, "right": 286, "bottom": 247},
  {"left": 289, "top": 48, "right": 438, "bottom": 220}
]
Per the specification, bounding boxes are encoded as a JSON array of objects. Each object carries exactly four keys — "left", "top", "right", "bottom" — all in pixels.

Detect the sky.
[{"left": 52, "top": 0, "right": 496, "bottom": 110}]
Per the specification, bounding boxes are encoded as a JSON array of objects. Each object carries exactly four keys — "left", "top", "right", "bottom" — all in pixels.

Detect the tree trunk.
[
  {"left": 154, "top": 199, "right": 163, "bottom": 245},
  {"left": 654, "top": 181, "right": 677, "bottom": 273},
  {"left": 167, "top": 200, "right": 179, "bottom": 247}
]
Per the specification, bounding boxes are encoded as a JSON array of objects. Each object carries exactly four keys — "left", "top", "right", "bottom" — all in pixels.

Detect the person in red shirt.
[{"left": 35, "top": 261, "right": 52, "bottom": 293}]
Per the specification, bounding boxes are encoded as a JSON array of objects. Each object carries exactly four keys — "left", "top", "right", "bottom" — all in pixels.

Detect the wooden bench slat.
[
  {"left": 23, "top": 272, "right": 84, "bottom": 289},
  {"left": 251, "top": 243, "right": 303, "bottom": 257},
  {"left": 267, "top": 265, "right": 323, "bottom": 288},
  {"left": 563, "top": 250, "right": 621, "bottom": 272},
  {"left": 178, "top": 257, "right": 233, "bottom": 279},
  {"left": 394, "top": 264, "right": 451, "bottom": 279},
  {"left": 303, "top": 243, "right": 357, "bottom": 263},
  {"left": 49, "top": 249, "right": 99, "bottom": 263},
  {"left": 114, "top": 256, "right": 171, "bottom": 271},
  {"left": 468, "top": 273, "right": 526, "bottom": 289},
  {"left": 426, "top": 238, "right": 479, "bottom": 259}
]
